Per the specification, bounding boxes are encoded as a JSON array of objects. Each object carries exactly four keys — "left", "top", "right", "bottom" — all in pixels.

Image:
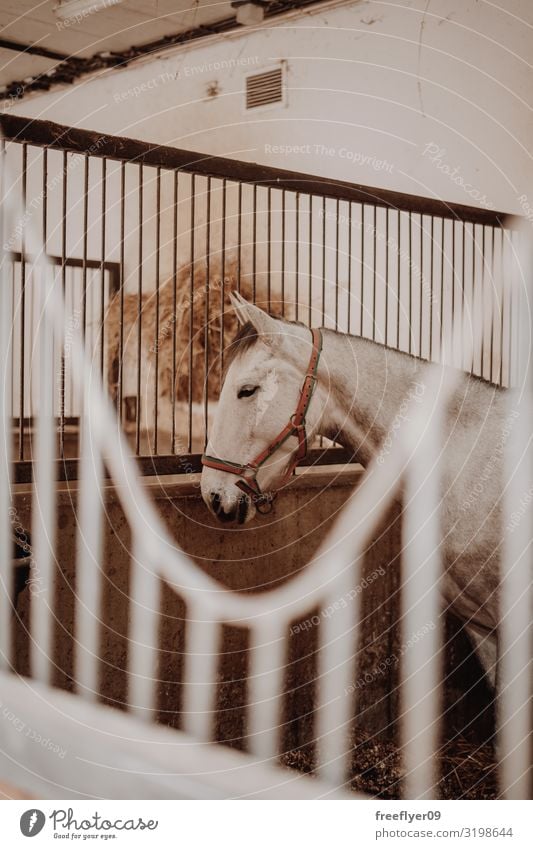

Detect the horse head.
[{"left": 201, "top": 293, "right": 325, "bottom": 524}]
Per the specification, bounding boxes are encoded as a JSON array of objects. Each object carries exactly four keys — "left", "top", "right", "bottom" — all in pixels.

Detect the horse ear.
[{"left": 229, "top": 292, "right": 282, "bottom": 348}]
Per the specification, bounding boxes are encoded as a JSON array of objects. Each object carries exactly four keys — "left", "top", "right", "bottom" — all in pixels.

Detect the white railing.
[{"left": 0, "top": 155, "right": 530, "bottom": 799}]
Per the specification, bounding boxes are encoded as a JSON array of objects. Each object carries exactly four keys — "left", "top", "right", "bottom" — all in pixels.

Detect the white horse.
[{"left": 201, "top": 293, "right": 507, "bottom": 681}]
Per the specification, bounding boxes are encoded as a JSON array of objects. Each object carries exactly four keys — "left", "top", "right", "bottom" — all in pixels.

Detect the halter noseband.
[{"left": 201, "top": 327, "right": 323, "bottom": 514}]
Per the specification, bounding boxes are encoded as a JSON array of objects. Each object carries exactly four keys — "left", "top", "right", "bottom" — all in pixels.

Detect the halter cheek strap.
[{"left": 201, "top": 327, "right": 323, "bottom": 513}]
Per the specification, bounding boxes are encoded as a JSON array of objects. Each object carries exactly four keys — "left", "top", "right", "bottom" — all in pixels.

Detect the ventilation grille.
[{"left": 245, "top": 67, "right": 283, "bottom": 109}]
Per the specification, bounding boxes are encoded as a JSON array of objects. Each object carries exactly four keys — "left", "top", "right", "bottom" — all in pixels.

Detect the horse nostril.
[{"left": 211, "top": 492, "right": 221, "bottom": 515}]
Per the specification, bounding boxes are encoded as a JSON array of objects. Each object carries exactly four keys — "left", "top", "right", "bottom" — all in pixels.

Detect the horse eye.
[{"left": 237, "top": 385, "right": 259, "bottom": 399}]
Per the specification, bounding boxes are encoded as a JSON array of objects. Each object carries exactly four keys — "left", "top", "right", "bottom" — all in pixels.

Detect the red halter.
[{"left": 201, "top": 328, "right": 323, "bottom": 513}]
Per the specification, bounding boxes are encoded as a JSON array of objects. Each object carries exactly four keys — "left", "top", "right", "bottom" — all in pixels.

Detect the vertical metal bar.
[
  {"left": 188, "top": 174, "right": 195, "bottom": 453},
  {"left": 372, "top": 204, "right": 377, "bottom": 341},
  {"left": 360, "top": 204, "right": 365, "bottom": 336},
  {"left": 0, "top": 139, "right": 13, "bottom": 670},
  {"left": 480, "top": 225, "right": 486, "bottom": 378},
  {"left": 31, "top": 262, "right": 56, "bottom": 685},
  {"left": 384, "top": 207, "right": 389, "bottom": 347},
  {"left": 346, "top": 201, "right": 352, "bottom": 334},
  {"left": 236, "top": 181, "right": 242, "bottom": 294},
  {"left": 499, "top": 221, "right": 532, "bottom": 798},
  {"left": 252, "top": 183, "right": 257, "bottom": 302},
  {"left": 247, "top": 628, "right": 285, "bottom": 760},
  {"left": 419, "top": 214, "right": 424, "bottom": 359},
  {"left": 75, "top": 407, "right": 103, "bottom": 701},
  {"left": 499, "top": 227, "right": 506, "bottom": 386},
  {"left": 181, "top": 611, "right": 219, "bottom": 741},
  {"left": 204, "top": 177, "right": 211, "bottom": 449},
  {"left": 408, "top": 210, "right": 412, "bottom": 354},
  {"left": 267, "top": 187, "right": 272, "bottom": 313},
  {"left": 82, "top": 155, "right": 89, "bottom": 340},
  {"left": 334, "top": 199, "right": 339, "bottom": 330},
  {"left": 402, "top": 389, "right": 444, "bottom": 799},
  {"left": 171, "top": 170, "right": 178, "bottom": 451},
  {"left": 439, "top": 217, "right": 445, "bottom": 361},
  {"left": 316, "top": 568, "right": 360, "bottom": 785},
  {"left": 308, "top": 195, "right": 313, "bottom": 327},
  {"left": 461, "top": 220, "right": 466, "bottom": 372},
  {"left": 128, "top": 537, "right": 159, "bottom": 722},
  {"left": 295, "top": 192, "right": 300, "bottom": 321},
  {"left": 18, "top": 143, "right": 27, "bottom": 460},
  {"left": 321, "top": 196, "right": 326, "bottom": 323},
  {"left": 489, "top": 226, "right": 495, "bottom": 383},
  {"left": 99, "top": 158, "right": 106, "bottom": 383},
  {"left": 219, "top": 178, "right": 227, "bottom": 390},
  {"left": 281, "top": 190, "right": 286, "bottom": 315},
  {"left": 154, "top": 167, "right": 161, "bottom": 455},
  {"left": 59, "top": 150, "right": 68, "bottom": 459},
  {"left": 469, "top": 223, "right": 476, "bottom": 375},
  {"left": 396, "top": 210, "right": 401, "bottom": 349},
  {"left": 136, "top": 164, "right": 143, "bottom": 455},
  {"left": 118, "top": 162, "right": 125, "bottom": 425},
  {"left": 451, "top": 219, "right": 456, "bottom": 366}
]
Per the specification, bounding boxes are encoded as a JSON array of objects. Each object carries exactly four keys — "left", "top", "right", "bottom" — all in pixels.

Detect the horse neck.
[{"left": 315, "top": 329, "right": 424, "bottom": 465}]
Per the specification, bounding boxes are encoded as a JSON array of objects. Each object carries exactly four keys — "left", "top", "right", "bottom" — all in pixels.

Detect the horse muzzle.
[{"left": 205, "top": 489, "right": 255, "bottom": 524}]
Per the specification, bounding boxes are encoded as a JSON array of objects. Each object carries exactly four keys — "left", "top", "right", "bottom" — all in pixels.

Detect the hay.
[
  {"left": 106, "top": 258, "right": 284, "bottom": 408},
  {"left": 280, "top": 731, "right": 498, "bottom": 799}
]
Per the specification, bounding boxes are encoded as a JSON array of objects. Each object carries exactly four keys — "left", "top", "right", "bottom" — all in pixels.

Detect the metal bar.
[
  {"left": 402, "top": 386, "right": 444, "bottom": 799},
  {"left": 75, "top": 409, "right": 104, "bottom": 701},
  {"left": 118, "top": 162, "right": 125, "bottom": 424},
  {"left": 59, "top": 149, "right": 67, "bottom": 459},
  {"left": 188, "top": 174, "right": 195, "bottom": 452},
  {"left": 18, "top": 143, "right": 27, "bottom": 460},
  {"left": 321, "top": 196, "right": 326, "bottom": 323},
  {"left": 267, "top": 186, "right": 272, "bottom": 313},
  {"left": 204, "top": 177, "right": 211, "bottom": 448},
  {"left": 396, "top": 210, "right": 400, "bottom": 349},
  {"left": 82, "top": 155, "right": 88, "bottom": 339},
  {"left": 236, "top": 181, "right": 242, "bottom": 294},
  {"left": 128, "top": 536, "right": 160, "bottom": 722},
  {"left": 499, "top": 221, "right": 532, "bottom": 798},
  {"left": 419, "top": 214, "right": 424, "bottom": 358},
  {"left": 384, "top": 207, "right": 388, "bottom": 347},
  {"left": 12, "top": 446, "right": 360, "bottom": 484},
  {"left": 295, "top": 192, "right": 300, "bottom": 320},
  {"left": 334, "top": 198, "right": 339, "bottom": 330},
  {"left": 308, "top": 195, "right": 313, "bottom": 327},
  {"left": 247, "top": 628, "right": 285, "bottom": 760},
  {"left": 181, "top": 612, "right": 219, "bottom": 741},
  {"left": 31, "top": 262, "right": 56, "bottom": 685},
  {"left": 360, "top": 204, "right": 365, "bottom": 336},
  {"left": 220, "top": 178, "right": 226, "bottom": 386},
  {"left": 154, "top": 167, "right": 161, "bottom": 454},
  {"left": 136, "top": 165, "right": 144, "bottom": 455},
  {"left": 0, "top": 139, "right": 13, "bottom": 670},
  {"left": 346, "top": 201, "right": 352, "bottom": 335},
  {"left": 281, "top": 190, "right": 286, "bottom": 315},
  {"left": 408, "top": 210, "right": 412, "bottom": 354},
  {"left": 372, "top": 204, "right": 377, "bottom": 341},
  {"left": 99, "top": 158, "right": 106, "bottom": 384},
  {"left": 252, "top": 183, "right": 257, "bottom": 302},
  {"left": 1, "top": 115, "right": 510, "bottom": 227},
  {"left": 171, "top": 170, "right": 179, "bottom": 451},
  {"left": 489, "top": 226, "right": 495, "bottom": 383}
]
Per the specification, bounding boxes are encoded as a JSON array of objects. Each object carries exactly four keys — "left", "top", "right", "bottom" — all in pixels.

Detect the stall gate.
[
  {"left": 0, "top": 115, "right": 520, "bottom": 479},
  {"left": 0, "top": 117, "right": 531, "bottom": 800}
]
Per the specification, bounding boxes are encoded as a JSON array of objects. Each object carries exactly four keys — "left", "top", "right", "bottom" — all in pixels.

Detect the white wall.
[{"left": 9, "top": 0, "right": 532, "bottom": 215}]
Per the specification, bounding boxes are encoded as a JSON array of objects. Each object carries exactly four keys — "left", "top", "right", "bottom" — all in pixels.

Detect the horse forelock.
[{"left": 223, "top": 312, "right": 301, "bottom": 377}]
